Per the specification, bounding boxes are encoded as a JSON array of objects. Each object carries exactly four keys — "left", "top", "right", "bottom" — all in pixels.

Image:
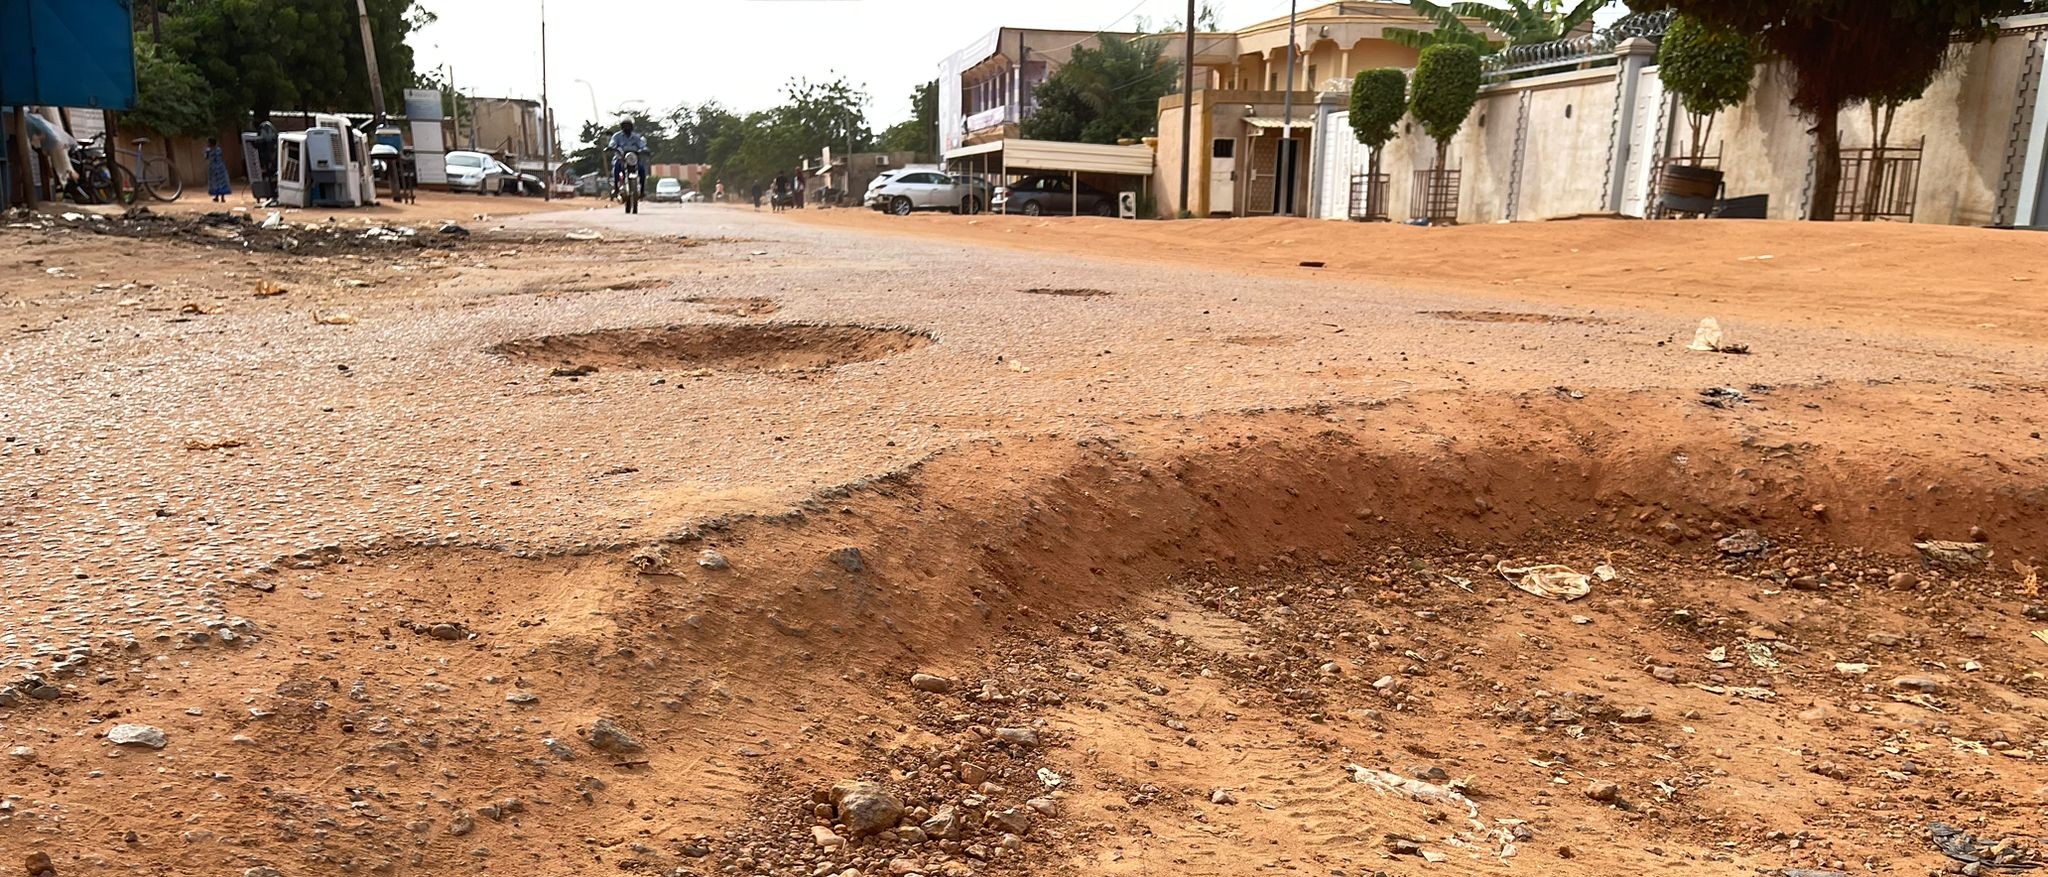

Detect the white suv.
[{"left": 867, "top": 170, "right": 990, "bottom": 216}]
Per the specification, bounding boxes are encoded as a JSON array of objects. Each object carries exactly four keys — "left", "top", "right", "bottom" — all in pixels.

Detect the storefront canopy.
[{"left": 944, "top": 138, "right": 1155, "bottom": 177}]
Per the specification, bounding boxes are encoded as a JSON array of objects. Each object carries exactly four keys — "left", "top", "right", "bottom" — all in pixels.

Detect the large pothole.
[{"left": 489, "top": 322, "right": 933, "bottom": 373}]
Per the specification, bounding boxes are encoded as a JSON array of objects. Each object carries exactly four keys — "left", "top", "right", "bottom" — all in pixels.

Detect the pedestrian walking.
[
  {"left": 204, "top": 137, "right": 232, "bottom": 202},
  {"left": 752, "top": 183, "right": 764, "bottom": 210},
  {"left": 792, "top": 168, "right": 806, "bottom": 209}
]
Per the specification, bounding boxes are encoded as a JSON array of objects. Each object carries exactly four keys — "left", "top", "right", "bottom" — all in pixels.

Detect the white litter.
[{"left": 1495, "top": 561, "right": 1591, "bottom": 601}]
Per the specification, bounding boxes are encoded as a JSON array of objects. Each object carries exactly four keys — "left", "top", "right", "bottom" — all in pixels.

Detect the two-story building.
[{"left": 934, "top": 2, "right": 1484, "bottom": 218}]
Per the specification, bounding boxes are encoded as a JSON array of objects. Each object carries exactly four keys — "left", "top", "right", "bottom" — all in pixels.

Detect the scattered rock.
[
  {"left": 1616, "top": 706, "right": 1655, "bottom": 724},
  {"left": 959, "top": 762, "right": 989, "bottom": 785},
  {"left": 549, "top": 364, "right": 597, "bottom": 378},
  {"left": 909, "top": 673, "right": 954, "bottom": 694},
  {"left": 1890, "top": 674, "right": 1946, "bottom": 694},
  {"left": 811, "top": 825, "right": 845, "bottom": 849},
  {"left": 107, "top": 723, "right": 167, "bottom": 749},
  {"left": 1716, "top": 529, "right": 1769, "bottom": 556},
  {"left": 7, "top": 745, "right": 33, "bottom": 761},
  {"left": 1917, "top": 540, "right": 1992, "bottom": 570},
  {"left": 920, "top": 805, "right": 962, "bottom": 840},
  {"left": 448, "top": 809, "right": 475, "bottom": 836},
  {"left": 696, "top": 549, "right": 729, "bottom": 570},
  {"left": 829, "top": 546, "right": 865, "bottom": 573},
  {"left": 831, "top": 780, "right": 904, "bottom": 837},
  {"left": 1209, "top": 788, "right": 1239, "bottom": 805},
  {"left": 986, "top": 807, "right": 1030, "bottom": 835},
  {"left": 994, "top": 727, "right": 1040, "bottom": 747},
  {"left": 1585, "top": 780, "right": 1620, "bottom": 803},
  {"left": 584, "top": 718, "right": 646, "bottom": 755},
  {"left": 505, "top": 690, "right": 538, "bottom": 705}
]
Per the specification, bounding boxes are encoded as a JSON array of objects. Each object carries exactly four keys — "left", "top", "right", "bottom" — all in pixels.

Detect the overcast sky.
[{"left": 415, "top": 0, "right": 1626, "bottom": 143}]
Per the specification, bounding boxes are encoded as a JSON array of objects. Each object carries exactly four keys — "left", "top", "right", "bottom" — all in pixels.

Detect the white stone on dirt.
[{"left": 107, "top": 724, "right": 168, "bottom": 749}]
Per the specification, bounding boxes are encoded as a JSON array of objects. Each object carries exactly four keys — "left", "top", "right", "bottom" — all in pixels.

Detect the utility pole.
[
  {"left": 354, "top": 0, "right": 388, "bottom": 119},
  {"left": 1275, "top": 0, "right": 1297, "bottom": 216},
  {"left": 1177, "top": 0, "right": 1194, "bottom": 218},
  {"left": 539, "top": 0, "right": 553, "bottom": 201}
]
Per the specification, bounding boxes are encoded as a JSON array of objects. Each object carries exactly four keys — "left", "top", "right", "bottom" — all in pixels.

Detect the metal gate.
[{"left": 1246, "top": 135, "right": 1278, "bottom": 214}]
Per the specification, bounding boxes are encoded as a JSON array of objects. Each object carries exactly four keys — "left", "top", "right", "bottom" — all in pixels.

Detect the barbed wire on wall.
[{"left": 1483, "top": 9, "right": 1677, "bottom": 78}]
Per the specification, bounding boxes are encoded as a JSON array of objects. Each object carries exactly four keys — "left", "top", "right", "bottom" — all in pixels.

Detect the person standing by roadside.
[
  {"left": 714, "top": 180, "right": 726, "bottom": 202},
  {"left": 204, "top": 137, "right": 232, "bottom": 202},
  {"left": 792, "top": 168, "right": 806, "bottom": 209},
  {"left": 751, "top": 182, "right": 764, "bottom": 210}
]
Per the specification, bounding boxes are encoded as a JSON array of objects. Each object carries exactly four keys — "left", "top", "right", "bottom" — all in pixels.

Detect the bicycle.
[
  {"left": 76, "top": 135, "right": 183, "bottom": 203},
  {"left": 65, "top": 138, "right": 136, "bottom": 206}
]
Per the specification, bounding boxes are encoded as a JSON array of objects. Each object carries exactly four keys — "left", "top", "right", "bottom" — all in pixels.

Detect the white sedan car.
[
  {"left": 867, "top": 170, "right": 989, "bottom": 216},
  {"left": 443, "top": 151, "right": 503, "bottom": 195}
]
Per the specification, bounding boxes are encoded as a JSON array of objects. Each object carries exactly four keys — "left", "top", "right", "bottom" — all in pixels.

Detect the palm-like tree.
[{"left": 1386, "top": 0, "right": 1612, "bottom": 54}]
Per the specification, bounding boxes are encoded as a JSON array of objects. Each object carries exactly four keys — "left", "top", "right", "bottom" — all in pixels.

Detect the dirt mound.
[
  {"left": 8, "top": 386, "right": 2045, "bottom": 877},
  {"left": 490, "top": 322, "right": 933, "bottom": 372}
]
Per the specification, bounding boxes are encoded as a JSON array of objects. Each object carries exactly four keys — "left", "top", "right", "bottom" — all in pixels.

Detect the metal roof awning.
[
  {"left": 943, "top": 138, "right": 1155, "bottom": 176},
  {"left": 1245, "top": 117, "right": 1314, "bottom": 130}
]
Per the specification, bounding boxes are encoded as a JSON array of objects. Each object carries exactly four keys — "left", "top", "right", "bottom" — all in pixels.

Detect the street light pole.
[
  {"left": 539, "top": 0, "right": 552, "bottom": 201},
  {"left": 1177, "top": 0, "right": 1194, "bottom": 218},
  {"left": 1276, "top": 0, "right": 1297, "bottom": 216}
]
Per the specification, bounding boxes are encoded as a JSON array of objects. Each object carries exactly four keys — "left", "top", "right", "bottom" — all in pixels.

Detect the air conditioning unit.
[{"left": 875, "top": 155, "right": 890, "bottom": 167}]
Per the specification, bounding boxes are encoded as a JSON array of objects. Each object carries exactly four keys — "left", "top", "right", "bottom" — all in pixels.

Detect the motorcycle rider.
[{"left": 607, "top": 120, "right": 649, "bottom": 198}]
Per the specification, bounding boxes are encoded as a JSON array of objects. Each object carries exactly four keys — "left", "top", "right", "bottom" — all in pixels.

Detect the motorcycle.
[{"left": 615, "top": 151, "right": 645, "bottom": 214}]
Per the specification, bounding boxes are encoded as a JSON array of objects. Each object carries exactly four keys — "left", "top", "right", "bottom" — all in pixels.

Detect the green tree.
[
  {"left": 160, "top": 0, "right": 429, "bottom": 126},
  {"left": 1348, "top": 68, "right": 1407, "bottom": 216},
  {"left": 876, "top": 80, "right": 938, "bottom": 156},
  {"left": 704, "top": 77, "right": 875, "bottom": 191},
  {"left": 125, "top": 35, "right": 216, "bottom": 137},
  {"left": 1625, "top": 0, "right": 2030, "bottom": 221},
  {"left": 665, "top": 101, "right": 741, "bottom": 164},
  {"left": 1019, "top": 34, "right": 1180, "bottom": 144},
  {"left": 1408, "top": 43, "right": 1482, "bottom": 171},
  {"left": 1386, "top": 0, "right": 1610, "bottom": 52},
  {"left": 1656, "top": 15, "right": 1756, "bottom": 162}
]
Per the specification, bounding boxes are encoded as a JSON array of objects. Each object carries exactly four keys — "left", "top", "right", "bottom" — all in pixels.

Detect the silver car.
[
  {"left": 867, "top": 170, "right": 990, "bottom": 216},
  {"left": 443, "top": 151, "right": 504, "bottom": 195}
]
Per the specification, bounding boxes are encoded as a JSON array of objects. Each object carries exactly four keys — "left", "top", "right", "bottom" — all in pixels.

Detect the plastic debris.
[{"left": 1496, "top": 562, "right": 1591, "bottom": 601}]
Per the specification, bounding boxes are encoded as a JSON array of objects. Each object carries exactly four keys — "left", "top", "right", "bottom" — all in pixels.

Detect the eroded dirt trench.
[{"left": 8, "top": 380, "right": 2046, "bottom": 877}]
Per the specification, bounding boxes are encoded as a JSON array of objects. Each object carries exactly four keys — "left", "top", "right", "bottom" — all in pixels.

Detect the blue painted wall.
[{"left": 1, "top": 0, "right": 137, "bottom": 109}]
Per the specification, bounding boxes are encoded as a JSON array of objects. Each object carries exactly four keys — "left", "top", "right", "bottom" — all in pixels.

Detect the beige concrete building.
[{"left": 1152, "top": 1, "right": 1490, "bottom": 217}]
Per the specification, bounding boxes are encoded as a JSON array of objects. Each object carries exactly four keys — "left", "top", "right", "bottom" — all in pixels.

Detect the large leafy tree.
[
  {"left": 1386, "top": 0, "right": 1610, "bottom": 52},
  {"left": 664, "top": 101, "right": 741, "bottom": 164},
  {"left": 1019, "top": 34, "right": 1180, "bottom": 144},
  {"left": 1625, "top": 0, "right": 2030, "bottom": 221},
  {"left": 1657, "top": 15, "right": 1757, "bottom": 162},
  {"left": 125, "top": 34, "right": 216, "bottom": 137},
  {"left": 159, "top": 0, "right": 430, "bottom": 126},
  {"left": 876, "top": 80, "right": 938, "bottom": 156},
  {"left": 1408, "top": 44, "right": 1482, "bottom": 170},
  {"left": 705, "top": 77, "right": 875, "bottom": 190}
]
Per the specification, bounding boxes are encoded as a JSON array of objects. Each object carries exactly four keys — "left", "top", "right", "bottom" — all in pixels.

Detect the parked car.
[
  {"left": 867, "top": 170, "right": 991, "bottom": 216},
  {"left": 444, "top": 151, "right": 503, "bottom": 195},
  {"left": 494, "top": 160, "right": 544, "bottom": 196},
  {"left": 653, "top": 178, "right": 685, "bottom": 202},
  {"left": 993, "top": 173, "right": 1118, "bottom": 216}
]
